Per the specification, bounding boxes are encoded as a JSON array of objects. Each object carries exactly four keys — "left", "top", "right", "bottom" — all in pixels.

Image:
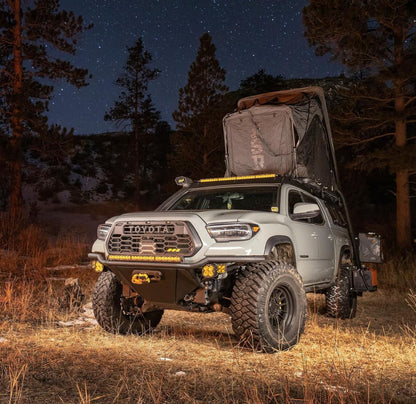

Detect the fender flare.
[{"left": 264, "top": 236, "right": 295, "bottom": 258}]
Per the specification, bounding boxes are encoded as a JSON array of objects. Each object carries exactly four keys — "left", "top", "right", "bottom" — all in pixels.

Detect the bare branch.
[
  {"left": 361, "top": 121, "right": 393, "bottom": 131},
  {"left": 352, "top": 94, "right": 395, "bottom": 103},
  {"left": 405, "top": 96, "right": 416, "bottom": 108},
  {"left": 0, "top": 67, "right": 14, "bottom": 80},
  {"left": 339, "top": 132, "right": 395, "bottom": 146}
]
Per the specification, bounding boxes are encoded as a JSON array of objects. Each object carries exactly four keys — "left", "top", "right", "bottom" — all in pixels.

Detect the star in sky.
[{"left": 49, "top": 0, "right": 341, "bottom": 134}]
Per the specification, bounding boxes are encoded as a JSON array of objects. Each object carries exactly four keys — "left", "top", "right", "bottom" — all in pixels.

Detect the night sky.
[{"left": 49, "top": 0, "right": 342, "bottom": 135}]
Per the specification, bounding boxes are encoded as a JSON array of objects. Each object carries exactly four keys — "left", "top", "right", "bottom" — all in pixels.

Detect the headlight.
[
  {"left": 97, "top": 224, "right": 112, "bottom": 241},
  {"left": 206, "top": 223, "right": 260, "bottom": 242}
]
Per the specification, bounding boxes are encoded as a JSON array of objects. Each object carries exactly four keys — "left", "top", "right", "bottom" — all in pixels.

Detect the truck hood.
[{"left": 108, "top": 209, "right": 279, "bottom": 225}]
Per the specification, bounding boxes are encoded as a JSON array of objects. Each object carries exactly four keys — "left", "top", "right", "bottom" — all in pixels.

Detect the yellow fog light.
[
  {"left": 217, "top": 264, "right": 226, "bottom": 274},
  {"left": 202, "top": 264, "right": 216, "bottom": 278},
  {"left": 92, "top": 260, "right": 103, "bottom": 273}
]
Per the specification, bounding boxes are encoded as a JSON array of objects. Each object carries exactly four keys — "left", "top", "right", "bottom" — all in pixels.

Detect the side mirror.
[{"left": 291, "top": 202, "right": 320, "bottom": 220}]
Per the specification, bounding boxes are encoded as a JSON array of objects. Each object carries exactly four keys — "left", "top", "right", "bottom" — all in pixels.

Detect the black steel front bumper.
[{"left": 88, "top": 252, "right": 266, "bottom": 307}]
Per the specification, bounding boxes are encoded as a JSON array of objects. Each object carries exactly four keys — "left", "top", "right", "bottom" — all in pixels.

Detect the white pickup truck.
[{"left": 89, "top": 87, "right": 379, "bottom": 352}]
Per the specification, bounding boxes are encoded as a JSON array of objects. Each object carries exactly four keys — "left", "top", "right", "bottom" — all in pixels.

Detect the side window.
[
  {"left": 288, "top": 190, "right": 324, "bottom": 225},
  {"left": 325, "top": 201, "right": 347, "bottom": 227},
  {"left": 301, "top": 193, "right": 324, "bottom": 225},
  {"left": 288, "top": 191, "right": 303, "bottom": 217}
]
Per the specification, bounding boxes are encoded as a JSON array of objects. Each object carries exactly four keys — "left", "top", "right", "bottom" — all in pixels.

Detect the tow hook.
[{"left": 131, "top": 270, "right": 162, "bottom": 285}]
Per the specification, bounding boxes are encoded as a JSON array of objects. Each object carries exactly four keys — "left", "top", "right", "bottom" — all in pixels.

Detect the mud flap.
[{"left": 352, "top": 267, "right": 377, "bottom": 293}]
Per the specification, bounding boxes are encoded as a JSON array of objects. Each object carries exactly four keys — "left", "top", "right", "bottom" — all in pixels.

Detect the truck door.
[{"left": 286, "top": 188, "right": 335, "bottom": 286}]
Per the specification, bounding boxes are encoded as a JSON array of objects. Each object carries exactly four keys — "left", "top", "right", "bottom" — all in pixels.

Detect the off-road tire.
[
  {"left": 325, "top": 268, "right": 357, "bottom": 319},
  {"left": 230, "top": 260, "right": 307, "bottom": 352},
  {"left": 92, "top": 271, "right": 163, "bottom": 335}
]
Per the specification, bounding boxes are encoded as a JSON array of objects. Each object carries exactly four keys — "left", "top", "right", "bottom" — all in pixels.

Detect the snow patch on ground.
[{"left": 57, "top": 302, "right": 97, "bottom": 328}]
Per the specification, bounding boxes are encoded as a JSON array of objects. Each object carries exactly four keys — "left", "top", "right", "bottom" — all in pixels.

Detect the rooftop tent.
[{"left": 223, "top": 86, "right": 339, "bottom": 190}]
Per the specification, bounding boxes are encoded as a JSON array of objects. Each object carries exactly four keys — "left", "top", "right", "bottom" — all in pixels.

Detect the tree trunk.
[
  {"left": 392, "top": 28, "right": 411, "bottom": 249},
  {"left": 134, "top": 124, "right": 141, "bottom": 206},
  {"left": 9, "top": 0, "right": 23, "bottom": 221},
  {"left": 394, "top": 96, "right": 411, "bottom": 249},
  {"left": 396, "top": 169, "right": 411, "bottom": 249},
  {"left": 203, "top": 124, "right": 208, "bottom": 175}
]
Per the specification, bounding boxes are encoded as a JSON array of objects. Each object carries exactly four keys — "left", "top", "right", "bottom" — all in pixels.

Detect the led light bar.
[
  {"left": 199, "top": 174, "right": 277, "bottom": 183},
  {"left": 108, "top": 255, "right": 182, "bottom": 263}
]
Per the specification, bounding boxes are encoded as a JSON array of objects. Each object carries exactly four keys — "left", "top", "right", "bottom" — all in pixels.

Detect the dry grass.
[
  {"left": 1, "top": 277, "right": 416, "bottom": 403},
  {"left": 0, "top": 215, "right": 89, "bottom": 278},
  {"left": 1, "top": 217, "right": 416, "bottom": 403}
]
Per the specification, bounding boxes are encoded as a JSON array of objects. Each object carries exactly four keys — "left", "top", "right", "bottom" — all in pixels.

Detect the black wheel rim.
[{"left": 267, "top": 284, "right": 294, "bottom": 333}]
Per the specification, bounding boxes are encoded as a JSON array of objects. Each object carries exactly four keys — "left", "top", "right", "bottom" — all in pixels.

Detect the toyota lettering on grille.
[{"left": 124, "top": 224, "right": 175, "bottom": 235}]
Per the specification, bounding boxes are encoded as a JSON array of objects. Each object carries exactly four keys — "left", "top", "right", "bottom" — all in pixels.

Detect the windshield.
[{"left": 169, "top": 186, "right": 279, "bottom": 212}]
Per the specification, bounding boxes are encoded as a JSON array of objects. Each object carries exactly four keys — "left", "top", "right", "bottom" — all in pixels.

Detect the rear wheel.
[
  {"left": 230, "top": 260, "right": 307, "bottom": 352},
  {"left": 325, "top": 267, "right": 357, "bottom": 319},
  {"left": 92, "top": 271, "right": 163, "bottom": 335}
]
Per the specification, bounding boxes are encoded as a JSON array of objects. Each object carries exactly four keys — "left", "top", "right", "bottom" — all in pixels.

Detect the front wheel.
[
  {"left": 92, "top": 271, "right": 163, "bottom": 335},
  {"left": 230, "top": 261, "right": 307, "bottom": 352}
]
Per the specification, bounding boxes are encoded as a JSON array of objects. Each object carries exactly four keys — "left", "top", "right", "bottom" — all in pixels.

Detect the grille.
[{"left": 107, "top": 221, "right": 194, "bottom": 257}]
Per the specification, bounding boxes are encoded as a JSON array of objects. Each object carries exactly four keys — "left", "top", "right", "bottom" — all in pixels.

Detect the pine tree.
[
  {"left": 172, "top": 33, "right": 229, "bottom": 179},
  {"left": 239, "top": 69, "right": 285, "bottom": 96},
  {"left": 303, "top": 0, "right": 416, "bottom": 248},
  {"left": 0, "top": 0, "right": 90, "bottom": 220},
  {"left": 105, "top": 38, "right": 161, "bottom": 203}
]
